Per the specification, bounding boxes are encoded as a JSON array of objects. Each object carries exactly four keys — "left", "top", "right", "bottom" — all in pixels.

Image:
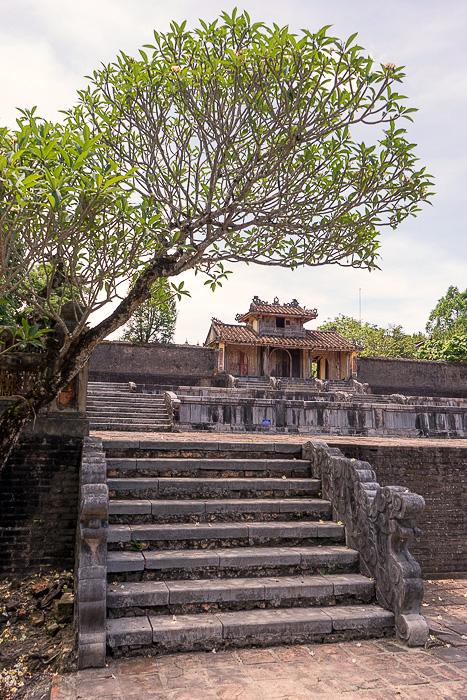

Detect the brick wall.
[
  {"left": 0, "top": 436, "right": 82, "bottom": 574},
  {"left": 334, "top": 441, "right": 467, "bottom": 577},
  {"left": 357, "top": 356, "right": 467, "bottom": 397},
  {"left": 88, "top": 341, "right": 218, "bottom": 386}
]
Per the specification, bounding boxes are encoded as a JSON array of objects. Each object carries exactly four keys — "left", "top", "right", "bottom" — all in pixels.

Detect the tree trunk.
[{"left": 0, "top": 258, "right": 184, "bottom": 474}]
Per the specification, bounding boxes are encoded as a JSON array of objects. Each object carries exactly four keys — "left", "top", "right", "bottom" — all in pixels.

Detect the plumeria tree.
[{"left": 0, "top": 12, "right": 433, "bottom": 470}]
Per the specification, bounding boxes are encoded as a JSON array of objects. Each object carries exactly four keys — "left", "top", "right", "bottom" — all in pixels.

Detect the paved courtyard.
[{"left": 52, "top": 578, "right": 467, "bottom": 700}]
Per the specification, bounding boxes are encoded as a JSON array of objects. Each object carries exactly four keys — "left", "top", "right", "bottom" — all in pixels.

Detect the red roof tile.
[
  {"left": 206, "top": 321, "right": 357, "bottom": 352},
  {"left": 236, "top": 296, "right": 317, "bottom": 322}
]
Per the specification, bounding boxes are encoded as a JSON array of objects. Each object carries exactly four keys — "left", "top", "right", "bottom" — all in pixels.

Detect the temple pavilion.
[{"left": 204, "top": 296, "right": 359, "bottom": 380}]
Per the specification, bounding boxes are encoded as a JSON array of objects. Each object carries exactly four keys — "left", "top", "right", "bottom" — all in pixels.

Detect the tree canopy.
[
  {"left": 0, "top": 11, "right": 433, "bottom": 469},
  {"left": 417, "top": 334, "right": 467, "bottom": 363},
  {"left": 120, "top": 287, "right": 177, "bottom": 344},
  {"left": 425, "top": 285, "right": 467, "bottom": 339},
  {"left": 317, "top": 314, "right": 423, "bottom": 358}
]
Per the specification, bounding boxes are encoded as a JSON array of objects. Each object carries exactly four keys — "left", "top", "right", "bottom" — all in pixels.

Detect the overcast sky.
[{"left": 1, "top": 0, "right": 465, "bottom": 343}]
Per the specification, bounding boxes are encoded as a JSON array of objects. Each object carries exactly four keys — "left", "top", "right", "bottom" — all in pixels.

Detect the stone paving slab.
[{"left": 53, "top": 579, "right": 467, "bottom": 700}]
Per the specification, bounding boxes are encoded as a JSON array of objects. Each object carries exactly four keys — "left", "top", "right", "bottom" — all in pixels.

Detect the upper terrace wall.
[
  {"left": 357, "top": 356, "right": 467, "bottom": 398},
  {"left": 88, "top": 340, "right": 467, "bottom": 397},
  {"left": 89, "top": 341, "right": 218, "bottom": 387}
]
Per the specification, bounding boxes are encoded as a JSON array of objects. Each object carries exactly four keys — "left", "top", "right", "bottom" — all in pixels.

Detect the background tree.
[
  {"left": 120, "top": 288, "right": 177, "bottom": 343},
  {"left": 425, "top": 285, "right": 467, "bottom": 339},
  {"left": 0, "top": 12, "right": 433, "bottom": 470},
  {"left": 417, "top": 334, "right": 467, "bottom": 363},
  {"left": 318, "top": 314, "right": 424, "bottom": 358}
]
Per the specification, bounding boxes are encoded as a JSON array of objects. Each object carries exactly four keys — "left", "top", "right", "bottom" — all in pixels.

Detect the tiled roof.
[
  {"left": 236, "top": 296, "right": 317, "bottom": 322},
  {"left": 209, "top": 322, "right": 258, "bottom": 344},
  {"left": 206, "top": 321, "right": 357, "bottom": 352}
]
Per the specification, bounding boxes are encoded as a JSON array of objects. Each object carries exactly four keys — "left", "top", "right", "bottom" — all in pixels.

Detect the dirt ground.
[{"left": 0, "top": 571, "right": 75, "bottom": 700}]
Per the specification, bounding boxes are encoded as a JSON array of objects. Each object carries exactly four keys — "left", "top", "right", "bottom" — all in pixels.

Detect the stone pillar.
[
  {"left": 263, "top": 348, "right": 269, "bottom": 376},
  {"left": 218, "top": 343, "right": 225, "bottom": 372}
]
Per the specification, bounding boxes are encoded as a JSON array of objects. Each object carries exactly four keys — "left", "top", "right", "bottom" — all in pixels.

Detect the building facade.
[{"left": 204, "top": 296, "right": 358, "bottom": 380}]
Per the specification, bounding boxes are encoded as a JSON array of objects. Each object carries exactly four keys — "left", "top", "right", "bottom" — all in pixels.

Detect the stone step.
[
  {"left": 108, "top": 497, "right": 332, "bottom": 523},
  {"left": 104, "top": 441, "right": 303, "bottom": 459},
  {"left": 87, "top": 408, "right": 168, "bottom": 417},
  {"left": 87, "top": 399, "right": 165, "bottom": 407},
  {"left": 236, "top": 384, "right": 270, "bottom": 389},
  {"left": 86, "top": 392, "right": 165, "bottom": 405},
  {"left": 107, "top": 477, "right": 321, "bottom": 499},
  {"left": 88, "top": 383, "right": 132, "bottom": 390},
  {"left": 93, "top": 411, "right": 168, "bottom": 425},
  {"left": 107, "top": 520, "right": 345, "bottom": 550},
  {"left": 87, "top": 397, "right": 164, "bottom": 402},
  {"left": 236, "top": 382, "right": 270, "bottom": 386},
  {"left": 107, "top": 545, "right": 359, "bottom": 580},
  {"left": 106, "top": 458, "right": 310, "bottom": 478},
  {"left": 90, "top": 422, "right": 172, "bottom": 432},
  {"left": 107, "top": 573, "right": 374, "bottom": 614},
  {"left": 106, "top": 604, "right": 394, "bottom": 652}
]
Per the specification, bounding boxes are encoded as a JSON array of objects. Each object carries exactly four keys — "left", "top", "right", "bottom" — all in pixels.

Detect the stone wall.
[
  {"left": 175, "top": 393, "right": 467, "bottom": 438},
  {"left": 89, "top": 341, "right": 218, "bottom": 386},
  {"left": 357, "top": 356, "right": 467, "bottom": 398},
  {"left": 0, "top": 436, "right": 82, "bottom": 574},
  {"left": 333, "top": 441, "right": 467, "bottom": 577}
]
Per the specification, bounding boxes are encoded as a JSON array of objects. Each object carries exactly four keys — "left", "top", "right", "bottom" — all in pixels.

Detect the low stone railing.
[
  {"left": 75, "top": 436, "right": 108, "bottom": 668},
  {"left": 302, "top": 440, "right": 428, "bottom": 647},
  {"left": 164, "top": 390, "right": 181, "bottom": 429}
]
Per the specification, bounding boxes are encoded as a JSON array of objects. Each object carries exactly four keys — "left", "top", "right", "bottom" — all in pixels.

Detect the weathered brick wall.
[
  {"left": 0, "top": 436, "right": 82, "bottom": 574},
  {"left": 357, "top": 356, "right": 467, "bottom": 397},
  {"left": 89, "top": 340, "right": 218, "bottom": 386},
  {"left": 334, "top": 441, "right": 467, "bottom": 577}
]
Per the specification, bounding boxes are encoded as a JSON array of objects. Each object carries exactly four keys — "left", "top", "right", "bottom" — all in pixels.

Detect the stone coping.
[{"left": 91, "top": 430, "right": 467, "bottom": 449}]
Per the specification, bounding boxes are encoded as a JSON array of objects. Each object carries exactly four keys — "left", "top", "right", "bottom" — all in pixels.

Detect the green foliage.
[
  {"left": 318, "top": 314, "right": 424, "bottom": 358},
  {"left": 121, "top": 284, "right": 177, "bottom": 344},
  {"left": 417, "top": 334, "right": 467, "bottom": 363},
  {"left": 0, "top": 318, "right": 53, "bottom": 354},
  {"left": 426, "top": 286, "right": 467, "bottom": 340},
  {"left": 0, "top": 295, "right": 20, "bottom": 326},
  {"left": 75, "top": 10, "right": 433, "bottom": 281},
  {"left": 0, "top": 109, "right": 141, "bottom": 341}
]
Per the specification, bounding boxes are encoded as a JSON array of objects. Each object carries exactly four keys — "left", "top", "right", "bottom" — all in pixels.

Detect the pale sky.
[{"left": 1, "top": 0, "right": 466, "bottom": 343}]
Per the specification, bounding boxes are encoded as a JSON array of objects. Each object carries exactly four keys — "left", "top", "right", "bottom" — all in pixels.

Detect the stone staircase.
[
  {"left": 326, "top": 380, "right": 355, "bottom": 391},
  {"left": 104, "top": 440, "right": 394, "bottom": 654},
  {"left": 86, "top": 381, "right": 171, "bottom": 432},
  {"left": 278, "top": 378, "right": 319, "bottom": 391},
  {"left": 235, "top": 376, "right": 271, "bottom": 390}
]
